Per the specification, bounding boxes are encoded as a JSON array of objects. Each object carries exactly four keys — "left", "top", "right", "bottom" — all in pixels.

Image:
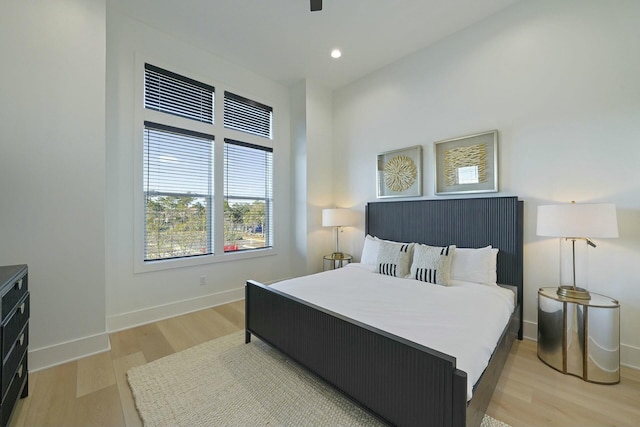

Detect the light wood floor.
[{"left": 9, "top": 300, "right": 640, "bottom": 426}]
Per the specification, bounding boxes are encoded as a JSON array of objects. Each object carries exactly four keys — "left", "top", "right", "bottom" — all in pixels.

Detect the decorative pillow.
[
  {"left": 360, "top": 235, "right": 381, "bottom": 265},
  {"left": 375, "top": 240, "right": 414, "bottom": 278},
  {"left": 410, "top": 244, "right": 456, "bottom": 285},
  {"left": 450, "top": 246, "right": 499, "bottom": 286}
]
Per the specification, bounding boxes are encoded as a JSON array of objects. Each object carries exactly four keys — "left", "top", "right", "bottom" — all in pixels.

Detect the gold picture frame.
[
  {"left": 376, "top": 145, "right": 422, "bottom": 198},
  {"left": 434, "top": 130, "right": 498, "bottom": 195}
]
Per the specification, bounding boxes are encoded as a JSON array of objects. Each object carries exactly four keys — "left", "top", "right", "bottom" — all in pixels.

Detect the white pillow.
[
  {"left": 375, "top": 240, "right": 414, "bottom": 278},
  {"left": 410, "top": 244, "right": 456, "bottom": 286},
  {"left": 488, "top": 247, "right": 498, "bottom": 285},
  {"left": 450, "top": 246, "right": 499, "bottom": 286},
  {"left": 360, "top": 235, "right": 381, "bottom": 265}
]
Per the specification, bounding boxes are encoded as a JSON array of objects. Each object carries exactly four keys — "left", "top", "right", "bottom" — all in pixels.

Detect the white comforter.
[{"left": 270, "top": 263, "right": 515, "bottom": 401}]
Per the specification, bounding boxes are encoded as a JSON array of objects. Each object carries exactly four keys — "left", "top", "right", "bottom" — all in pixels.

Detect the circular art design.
[{"left": 384, "top": 155, "right": 417, "bottom": 192}]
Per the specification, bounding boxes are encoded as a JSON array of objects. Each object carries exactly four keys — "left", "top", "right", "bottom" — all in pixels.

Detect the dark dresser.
[{"left": 0, "top": 265, "right": 29, "bottom": 427}]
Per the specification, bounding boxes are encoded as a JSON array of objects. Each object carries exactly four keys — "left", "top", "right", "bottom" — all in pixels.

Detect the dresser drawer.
[
  {"left": 1, "top": 274, "right": 27, "bottom": 323},
  {"left": 1, "top": 295, "right": 29, "bottom": 361},
  {"left": 2, "top": 322, "right": 28, "bottom": 400},
  {"left": 0, "top": 352, "right": 27, "bottom": 427}
]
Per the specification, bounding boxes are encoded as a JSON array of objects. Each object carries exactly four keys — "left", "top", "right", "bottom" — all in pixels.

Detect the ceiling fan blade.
[{"left": 310, "top": 0, "right": 322, "bottom": 12}]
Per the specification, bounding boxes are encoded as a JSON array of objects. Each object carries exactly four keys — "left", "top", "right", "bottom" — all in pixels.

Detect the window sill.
[{"left": 134, "top": 247, "right": 276, "bottom": 274}]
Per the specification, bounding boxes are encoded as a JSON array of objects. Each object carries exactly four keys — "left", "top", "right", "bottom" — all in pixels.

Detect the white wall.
[
  {"left": 291, "top": 81, "right": 309, "bottom": 277},
  {"left": 0, "top": 0, "right": 108, "bottom": 369},
  {"left": 305, "top": 81, "right": 337, "bottom": 272},
  {"left": 291, "top": 80, "right": 336, "bottom": 277},
  {"left": 105, "top": 9, "right": 294, "bottom": 331},
  {"left": 333, "top": 0, "right": 640, "bottom": 368}
]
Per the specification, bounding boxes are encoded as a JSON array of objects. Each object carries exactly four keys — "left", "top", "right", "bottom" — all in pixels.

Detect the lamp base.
[
  {"left": 556, "top": 285, "right": 591, "bottom": 300},
  {"left": 331, "top": 252, "right": 346, "bottom": 259}
]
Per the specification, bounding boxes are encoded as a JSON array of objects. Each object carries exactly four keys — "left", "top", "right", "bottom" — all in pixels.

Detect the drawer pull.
[
  {"left": 19, "top": 303, "right": 25, "bottom": 315},
  {"left": 19, "top": 333, "right": 25, "bottom": 346},
  {"left": 17, "top": 364, "right": 23, "bottom": 379},
  {"left": 16, "top": 279, "right": 23, "bottom": 291}
]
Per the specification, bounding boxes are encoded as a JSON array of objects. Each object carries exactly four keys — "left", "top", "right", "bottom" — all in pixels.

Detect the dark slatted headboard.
[{"left": 365, "top": 196, "right": 523, "bottom": 337}]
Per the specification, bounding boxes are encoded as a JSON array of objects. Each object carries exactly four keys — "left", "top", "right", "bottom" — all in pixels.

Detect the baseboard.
[
  {"left": 522, "top": 319, "right": 640, "bottom": 371},
  {"left": 522, "top": 319, "right": 537, "bottom": 341},
  {"left": 622, "top": 343, "right": 640, "bottom": 370},
  {"left": 29, "top": 332, "right": 110, "bottom": 372},
  {"left": 106, "top": 287, "right": 244, "bottom": 333}
]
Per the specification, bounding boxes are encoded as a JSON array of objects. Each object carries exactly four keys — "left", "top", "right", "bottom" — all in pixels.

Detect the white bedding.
[{"left": 270, "top": 263, "right": 515, "bottom": 401}]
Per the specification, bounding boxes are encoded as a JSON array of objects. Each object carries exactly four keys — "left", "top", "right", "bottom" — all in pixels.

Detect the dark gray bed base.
[{"left": 245, "top": 197, "right": 523, "bottom": 427}]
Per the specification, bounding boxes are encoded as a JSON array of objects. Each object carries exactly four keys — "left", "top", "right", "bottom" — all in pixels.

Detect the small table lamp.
[
  {"left": 322, "top": 208, "right": 355, "bottom": 257},
  {"left": 536, "top": 201, "right": 618, "bottom": 300}
]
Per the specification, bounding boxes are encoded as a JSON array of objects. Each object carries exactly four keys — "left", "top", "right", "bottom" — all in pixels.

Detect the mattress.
[{"left": 270, "top": 263, "right": 515, "bottom": 400}]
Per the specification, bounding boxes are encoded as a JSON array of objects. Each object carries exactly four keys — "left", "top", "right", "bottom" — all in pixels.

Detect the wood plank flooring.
[{"left": 9, "top": 300, "right": 640, "bottom": 426}]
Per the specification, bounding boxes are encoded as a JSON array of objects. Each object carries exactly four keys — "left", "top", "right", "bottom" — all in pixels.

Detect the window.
[
  {"left": 222, "top": 91, "right": 273, "bottom": 253},
  {"left": 143, "top": 123, "right": 214, "bottom": 261},
  {"left": 223, "top": 140, "right": 273, "bottom": 252},
  {"left": 141, "top": 63, "right": 274, "bottom": 265},
  {"left": 224, "top": 91, "right": 272, "bottom": 139},
  {"left": 144, "top": 64, "right": 214, "bottom": 123}
]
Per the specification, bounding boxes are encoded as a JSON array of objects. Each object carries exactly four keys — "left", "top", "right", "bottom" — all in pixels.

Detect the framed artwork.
[
  {"left": 434, "top": 130, "right": 498, "bottom": 195},
  {"left": 377, "top": 145, "right": 422, "bottom": 198}
]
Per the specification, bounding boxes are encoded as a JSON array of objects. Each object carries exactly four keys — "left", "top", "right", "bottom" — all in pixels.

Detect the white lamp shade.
[
  {"left": 536, "top": 203, "right": 619, "bottom": 238},
  {"left": 322, "top": 208, "right": 355, "bottom": 227}
]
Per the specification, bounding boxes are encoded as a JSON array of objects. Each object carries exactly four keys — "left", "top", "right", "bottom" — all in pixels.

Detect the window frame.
[{"left": 133, "top": 56, "right": 276, "bottom": 273}]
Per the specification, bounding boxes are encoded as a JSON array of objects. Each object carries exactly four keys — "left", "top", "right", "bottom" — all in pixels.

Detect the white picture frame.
[
  {"left": 376, "top": 145, "right": 422, "bottom": 198},
  {"left": 434, "top": 130, "right": 498, "bottom": 195}
]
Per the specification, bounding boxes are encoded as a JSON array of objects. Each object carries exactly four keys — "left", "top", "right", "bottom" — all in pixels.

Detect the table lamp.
[
  {"left": 322, "top": 208, "right": 355, "bottom": 257},
  {"left": 536, "top": 201, "right": 618, "bottom": 300}
]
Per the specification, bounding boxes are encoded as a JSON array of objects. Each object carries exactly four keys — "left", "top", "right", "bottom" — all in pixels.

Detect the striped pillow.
[
  {"left": 375, "top": 240, "right": 414, "bottom": 278},
  {"left": 410, "top": 244, "right": 456, "bottom": 286}
]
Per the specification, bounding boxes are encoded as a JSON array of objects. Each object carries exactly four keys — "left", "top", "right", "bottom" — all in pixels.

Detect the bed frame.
[{"left": 245, "top": 197, "right": 523, "bottom": 427}]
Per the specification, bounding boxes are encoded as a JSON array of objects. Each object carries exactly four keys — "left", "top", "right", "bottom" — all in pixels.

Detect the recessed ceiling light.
[{"left": 330, "top": 49, "right": 342, "bottom": 59}]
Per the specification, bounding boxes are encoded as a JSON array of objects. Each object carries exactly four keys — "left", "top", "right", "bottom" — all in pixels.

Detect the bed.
[{"left": 245, "top": 197, "right": 523, "bottom": 427}]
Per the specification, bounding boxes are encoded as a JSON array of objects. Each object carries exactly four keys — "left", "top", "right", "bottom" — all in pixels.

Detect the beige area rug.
[{"left": 127, "top": 331, "right": 510, "bottom": 427}]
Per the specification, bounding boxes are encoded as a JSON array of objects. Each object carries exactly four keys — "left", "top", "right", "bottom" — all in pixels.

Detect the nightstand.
[
  {"left": 323, "top": 253, "right": 352, "bottom": 271},
  {"left": 537, "top": 287, "right": 619, "bottom": 384}
]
